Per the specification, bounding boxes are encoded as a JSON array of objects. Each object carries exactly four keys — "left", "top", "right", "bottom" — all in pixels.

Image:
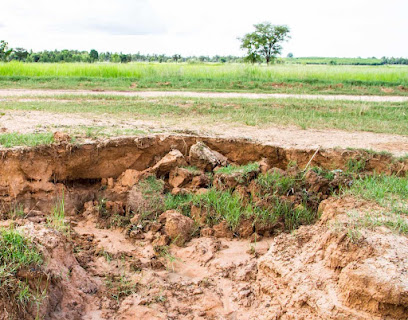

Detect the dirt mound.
[
  {"left": 0, "top": 223, "right": 99, "bottom": 320},
  {"left": 258, "top": 198, "right": 408, "bottom": 319}
]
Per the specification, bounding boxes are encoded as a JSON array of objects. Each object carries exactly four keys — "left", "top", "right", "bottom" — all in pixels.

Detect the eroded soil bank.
[{"left": 0, "top": 135, "right": 407, "bottom": 320}]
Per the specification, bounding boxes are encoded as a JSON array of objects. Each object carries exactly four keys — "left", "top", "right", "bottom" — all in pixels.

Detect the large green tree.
[
  {"left": 240, "top": 23, "right": 290, "bottom": 65},
  {"left": 0, "top": 40, "right": 13, "bottom": 62},
  {"left": 89, "top": 49, "right": 99, "bottom": 63},
  {"left": 172, "top": 54, "right": 181, "bottom": 63},
  {"left": 13, "top": 48, "right": 28, "bottom": 61}
]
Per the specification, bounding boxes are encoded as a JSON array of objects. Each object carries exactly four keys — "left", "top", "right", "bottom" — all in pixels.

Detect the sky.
[{"left": 1, "top": 0, "right": 407, "bottom": 58}]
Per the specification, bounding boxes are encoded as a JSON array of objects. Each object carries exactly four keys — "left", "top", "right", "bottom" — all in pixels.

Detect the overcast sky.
[{"left": 1, "top": 0, "right": 407, "bottom": 57}]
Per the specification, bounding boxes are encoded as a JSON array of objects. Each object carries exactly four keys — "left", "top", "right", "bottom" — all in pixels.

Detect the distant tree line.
[
  {"left": 380, "top": 57, "right": 408, "bottom": 65},
  {"left": 1, "top": 40, "right": 407, "bottom": 65},
  {"left": 2, "top": 48, "right": 242, "bottom": 64},
  {"left": 286, "top": 56, "right": 408, "bottom": 66}
]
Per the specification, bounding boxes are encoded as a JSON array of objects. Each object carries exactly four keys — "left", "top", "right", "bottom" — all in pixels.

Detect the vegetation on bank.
[
  {"left": 0, "top": 227, "right": 44, "bottom": 317},
  {"left": 339, "top": 174, "right": 408, "bottom": 238},
  {"left": 0, "top": 133, "right": 54, "bottom": 148}
]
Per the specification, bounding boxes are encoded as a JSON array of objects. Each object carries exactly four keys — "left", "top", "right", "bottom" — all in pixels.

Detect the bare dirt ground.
[
  {"left": 2, "top": 109, "right": 408, "bottom": 156},
  {"left": 1, "top": 88, "right": 408, "bottom": 102}
]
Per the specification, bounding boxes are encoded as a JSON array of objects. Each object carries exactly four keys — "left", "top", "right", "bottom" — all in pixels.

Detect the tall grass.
[
  {"left": 285, "top": 57, "right": 384, "bottom": 65},
  {"left": 1, "top": 62, "right": 407, "bottom": 86}
]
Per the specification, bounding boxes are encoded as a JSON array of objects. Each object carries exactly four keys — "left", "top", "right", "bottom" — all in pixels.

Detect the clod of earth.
[{"left": 0, "top": 135, "right": 407, "bottom": 319}]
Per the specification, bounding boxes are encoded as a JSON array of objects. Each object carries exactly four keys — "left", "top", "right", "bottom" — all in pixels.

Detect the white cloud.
[{"left": 0, "top": 0, "right": 407, "bottom": 57}]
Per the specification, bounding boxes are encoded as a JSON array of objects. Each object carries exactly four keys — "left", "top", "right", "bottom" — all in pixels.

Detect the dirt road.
[
  {"left": 2, "top": 110, "right": 408, "bottom": 156},
  {"left": 1, "top": 89, "right": 408, "bottom": 102}
]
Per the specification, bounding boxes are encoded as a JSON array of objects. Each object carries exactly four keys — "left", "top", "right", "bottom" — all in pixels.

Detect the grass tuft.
[
  {"left": 216, "top": 162, "right": 259, "bottom": 175},
  {"left": 166, "top": 186, "right": 317, "bottom": 231},
  {"left": 47, "top": 197, "right": 69, "bottom": 234},
  {"left": 0, "top": 227, "right": 44, "bottom": 316},
  {"left": 0, "top": 133, "right": 54, "bottom": 148},
  {"left": 343, "top": 174, "right": 408, "bottom": 207},
  {"left": 341, "top": 174, "right": 408, "bottom": 235},
  {"left": 255, "top": 171, "right": 297, "bottom": 196}
]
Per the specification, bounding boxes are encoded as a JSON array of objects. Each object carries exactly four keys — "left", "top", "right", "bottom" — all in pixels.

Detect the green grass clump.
[
  {"left": 165, "top": 186, "right": 316, "bottom": 231},
  {"left": 0, "top": 228, "right": 42, "bottom": 273},
  {"left": 166, "top": 189, "right": 250, "bottom": 228},
  {"left": 268, "top": 199, "right": 315, "bottom": 230},
  {"left": 165, "top": 190, "right": 245, "bottom": 228},
  {"left": 47, "top": 197, "right": 69, "bottom": 234},
  {"left": 255, "top": 171, "right": 297, "bottom": 195},
  {"left": 138, "top": 176, "right": 165, "bottom": 196},
  {"left": 343, "top": 174, "right": 408, "bottom": 207},
  {"left": 346, "top": 158, "right": 367, "bottom": 174},
  {"left": 341, "top": 174, "right": 408, "bottom": 235},
  {"left": 165, "top": 193, "right": 193, "bottom": 216},
  {"left": 310, "top": 167, "right": 335, "bottom": 180},
  {"left": 192, "top": 189, "right": 246, "bottom": 228},
  {"left": 181, "top": 166, "right": 202, "bottom": 175},
  {"left": 0, "top": 133, "right": 54, "bottom": 148},
  {"left": 0, "top": 227, "right": 44, "bottom": 315},
  {"left": 216, "top": 162, "right": 260, "bottom": 176}
]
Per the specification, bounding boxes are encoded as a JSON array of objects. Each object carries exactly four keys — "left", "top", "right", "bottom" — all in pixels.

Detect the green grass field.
[
  {"left": 284, "top": 57, "right": 384, "bottom": 65},
  {"left": 1, "top": 62, "right": 408, "bottom": 95}
]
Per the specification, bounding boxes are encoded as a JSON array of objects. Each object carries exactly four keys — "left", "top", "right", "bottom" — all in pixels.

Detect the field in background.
[
  {"left": 1, "top": 62, "right": 408, "bottom": 95},
  {"left": 284, "top": 57, "right": 383, "bottom": 65}
]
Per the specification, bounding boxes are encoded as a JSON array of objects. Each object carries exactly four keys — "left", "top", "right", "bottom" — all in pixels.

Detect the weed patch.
[
  {"left": 0, "top": 227, "right": 44, "bottom": 317},
  {"left": 255, "top": 171, "right": 297, "bottom": 196},
  {"left": 0, "top": 133, "right": 54, "bottom": 148},
  {"left": 47, "top": 197, "right": 69, "bottom": 234}
]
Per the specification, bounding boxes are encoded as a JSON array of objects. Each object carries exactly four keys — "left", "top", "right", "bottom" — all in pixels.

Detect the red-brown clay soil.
[{"left": 0, "top": 136, "right": 407, "bottom": 319}]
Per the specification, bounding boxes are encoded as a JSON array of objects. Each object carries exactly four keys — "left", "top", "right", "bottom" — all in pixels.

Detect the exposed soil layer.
[
  {"left": 0, "top": 135, "right": 407, "bottom": 320},
  {"left": 1, "top": 135, "right": 407, "bottom": 203}
]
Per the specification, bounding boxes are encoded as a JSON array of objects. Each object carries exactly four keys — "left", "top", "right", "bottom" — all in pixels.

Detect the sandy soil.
[
  {"left": 0, "top": 88, "right": 408, "bottom": 102},
  {"left": 1, "top": 110, "right": 408, "bottom": 156},
  {"left": 1, "top": 139, "right": 407, "bottom": 319}
]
